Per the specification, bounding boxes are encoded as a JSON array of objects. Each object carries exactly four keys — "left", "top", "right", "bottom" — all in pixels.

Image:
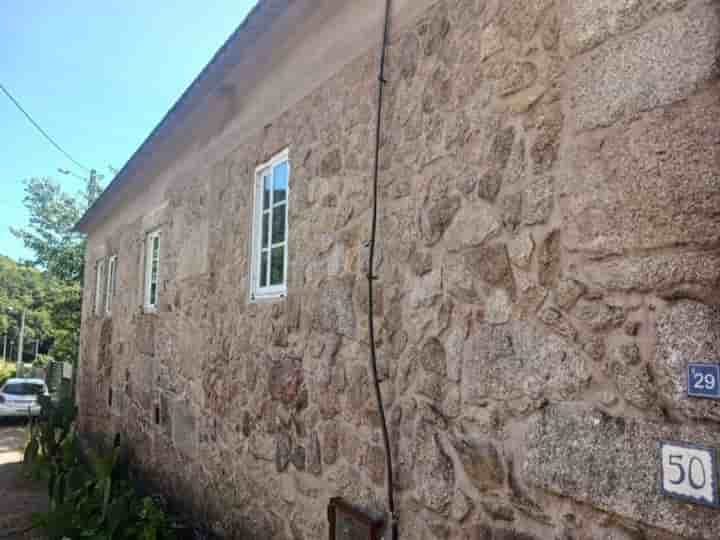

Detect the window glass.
[
  {"left": 273, "top": 161, "right": 288, "bottom": 204},
  {"left": 260, "top": 251, "right": 269, "bottom": 288},
  {"left": 252, "top": 151, "right": 289, "bottom": 299},
  {"left": 263, "top": 173, "right": 272, "bottom": 210},
  {"left": 95, "top": 259, "right": 105, "bottom": 316},
  {"left": 270, "top": 246, "right": 285, "bottom": 286},
  {"left": 105, "top": 256, "right": 117, "bottom": 315},
  {"left": 145, "top": 232, "right": 161, "bottom": 309},
  {"left": 262, "top": 213, "right": 270, "bottom": 248},
  {"left": 272, "top": 205, "right": 286, "bottom": 245}
]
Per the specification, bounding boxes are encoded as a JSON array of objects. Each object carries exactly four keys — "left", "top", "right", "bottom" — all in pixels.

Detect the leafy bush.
[
  {"left": 25, "top": 396, "right": 176, "bottom": 540},
  {"left": 33, "top": 353, "right": 52, "bottom": 368},
  {"left": 0, "top": 362, "right": 16, "bottom": 386}
]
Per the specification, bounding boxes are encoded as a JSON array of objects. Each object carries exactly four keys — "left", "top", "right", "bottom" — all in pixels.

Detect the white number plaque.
[{"left": 659, "top": 441, "right": 718, "bottom": 507}]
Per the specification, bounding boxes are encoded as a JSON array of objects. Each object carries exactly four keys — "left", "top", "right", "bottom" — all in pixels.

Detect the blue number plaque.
[{"left": 687, "top": 363, "right": 720, "bottom": 399}]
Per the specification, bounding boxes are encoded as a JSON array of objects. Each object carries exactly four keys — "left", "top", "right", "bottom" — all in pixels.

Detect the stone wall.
[{"left": 78, "top": 0, "right": 720, "bottom": 538}]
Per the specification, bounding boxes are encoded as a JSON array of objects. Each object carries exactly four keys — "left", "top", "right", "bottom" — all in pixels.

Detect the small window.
[
  {"left": 251, "top": 149, "right": 289, "bottom": 300},
  {"left": 94, "top": 258, "right": 106, "bottom": 317},
  {"left": 144, "top": 230, "right": 161, "bottom": 310},
  {"left": 105, "top": 255, "right": 117, "bottom": 316}
]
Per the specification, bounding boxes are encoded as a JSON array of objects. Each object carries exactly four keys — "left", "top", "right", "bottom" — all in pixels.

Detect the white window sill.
[{"left": 250, "top": 292, "right": 287, "bottom": 304}]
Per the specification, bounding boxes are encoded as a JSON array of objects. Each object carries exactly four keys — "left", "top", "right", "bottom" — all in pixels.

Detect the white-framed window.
[
  {"left": 144, "top": 230, "right": 161, "bottom": 310},
  {"left": 94, "top": 258, "right": 106, "bottom": 317},
  {"left": 251, "top": 148, "right": 289, "bottom": 300},
  {"left": 105, "top": 255, "right": 117, "bottom": 316}
]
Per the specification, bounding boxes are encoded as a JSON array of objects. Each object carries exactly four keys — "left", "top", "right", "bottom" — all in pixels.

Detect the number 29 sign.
[
  {"left": 660, "top": 441, "right": 719, "bottom": 507},
  {"left": 687, "top": 363, "right": 720, "bottom": 399}
]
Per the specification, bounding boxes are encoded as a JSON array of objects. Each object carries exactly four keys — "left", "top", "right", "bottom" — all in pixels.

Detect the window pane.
[
  {"left": 263, "top": 173, "right": 271, "bottom": 210},
  {"left": 272, "top": 204, "right": 286, "bottom": 245},
  {"left": 262, "top": 212, "right": 270, "bottom": 248},
  {"left": 96, "top": 261, "right": 105, "bottom": 315},
  {"left": 106, "top": 259, "right": 115, "bottom": 313},
  {"left": 260, "top": 251, "right": 269, "bottom": 288},
  {"left": 273, "top": 161, "right": 288, "bottom": 203},
  {"left": 146, "top": 233, "right": 160, "bottom": 307},
  {"left": 270, "top": 246, "right": 285, "bottom": 286}
]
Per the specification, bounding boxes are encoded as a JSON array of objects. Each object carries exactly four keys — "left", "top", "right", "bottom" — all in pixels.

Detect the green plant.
[
  {"left": 33, "top": 353, "right": 52, "bottom": 368},
  {"left": 24, "top": 397, "right": 175, "bottom": 540},
  {"left": 0, "top": 362, "right": 16, "bottom": 386}
]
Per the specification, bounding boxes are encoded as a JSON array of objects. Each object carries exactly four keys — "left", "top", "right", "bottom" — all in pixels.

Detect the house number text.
[
  {"left": 687, "top": 363, "right": 720, "bottom": 399},
  {"left": 659, "top": 441, "right": 719, "bottom": 507}
]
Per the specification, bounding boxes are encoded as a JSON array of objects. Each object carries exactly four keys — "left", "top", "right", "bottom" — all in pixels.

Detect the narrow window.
[
  {"left": 251, "top": 149, "right": 289, "bottom": 300},
  {"left": 94, "top": 258, "right": 106, "bottom": 317},
  {"left": 105, "top": 255, "right": 117, "bottom": 316},
  {"left": 144, "top": 230, "right": 161, "bottom": 310}
]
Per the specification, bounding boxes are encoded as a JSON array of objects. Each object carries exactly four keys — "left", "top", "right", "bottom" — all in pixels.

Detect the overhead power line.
[{"left": 0, "top": 82, "right": 91, "bottom": 174}]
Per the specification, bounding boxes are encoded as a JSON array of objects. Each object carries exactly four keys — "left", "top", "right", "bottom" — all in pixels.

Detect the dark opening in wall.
[
  {"left": 328, "top": 498, "right": 383, "bottom": 540},
  {"left": 154, "top": 403, "right": 161, "bottom": 425},
  {"left": 108, "top": 386, "right": 113, "bottom": 408}
]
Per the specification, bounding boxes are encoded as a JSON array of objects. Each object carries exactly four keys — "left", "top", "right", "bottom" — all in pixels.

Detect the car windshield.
[{"left": 3, "top": 382, "right": 45, "bottom": 396}]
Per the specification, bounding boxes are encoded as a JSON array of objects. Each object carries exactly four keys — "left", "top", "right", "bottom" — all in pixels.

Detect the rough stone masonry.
[{"left": 78, "top": 0, "right": 720, "bottom": 538}]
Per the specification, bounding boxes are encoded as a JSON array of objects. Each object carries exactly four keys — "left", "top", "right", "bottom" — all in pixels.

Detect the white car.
[{"left": 0, "top": 378, "right": 49, "bottom": 418}]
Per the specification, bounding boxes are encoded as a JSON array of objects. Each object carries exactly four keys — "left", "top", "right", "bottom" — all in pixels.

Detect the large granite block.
[
  {"left": 567, "top": 1, "right": 720, "bottom": 130},
  {"left": 526, "top": 404, "right": 720, "bottom": 538}
]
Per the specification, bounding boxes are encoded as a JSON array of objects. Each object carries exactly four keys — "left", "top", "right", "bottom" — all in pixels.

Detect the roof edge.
[{"left": 74, "top": 0, "right": 276, "bottom": 234}]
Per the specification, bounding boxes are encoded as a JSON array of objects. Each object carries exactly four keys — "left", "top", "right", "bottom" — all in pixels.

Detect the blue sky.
[{"left": 1, "top": 1, "right": 257, "bottom": 262}]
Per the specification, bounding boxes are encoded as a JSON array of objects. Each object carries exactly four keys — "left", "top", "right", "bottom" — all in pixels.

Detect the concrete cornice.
[
  {"left": 75, "top": 0, "right": 437, "bottom": 236},
  {"left": 74, "top": 0, "right": 290, "bottom": 233}
]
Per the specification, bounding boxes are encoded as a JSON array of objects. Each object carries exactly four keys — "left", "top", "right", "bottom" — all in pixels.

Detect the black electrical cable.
[
  {"left": 367, "top": 1, "right": 397, "bottom": 539},
  {"left": 0, "top": 82, "right": 91, "bottom": 173}
]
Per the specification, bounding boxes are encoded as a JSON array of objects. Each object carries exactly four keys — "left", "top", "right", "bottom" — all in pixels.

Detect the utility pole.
[
  {"left": 58, "top": 167, "right": 103, "bottom": 206},
  {"left": 16, "top": 309, "right": 25, "bottom": 374},
  {"left": 34, "top": 339, "right": 39, "bottom": 360},
  {"left": 2, "top": 334, "right": 6, "bottom": 361},
  {"left": 87, "top": 169, "right": 103, "bottom": 206}
]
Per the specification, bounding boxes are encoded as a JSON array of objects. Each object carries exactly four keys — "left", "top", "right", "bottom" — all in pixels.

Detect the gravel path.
[{"left": 0, "top": 422, "right": 46, "bottom": 539}]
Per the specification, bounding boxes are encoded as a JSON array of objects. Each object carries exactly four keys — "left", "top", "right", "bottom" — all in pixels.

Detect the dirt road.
[{"left": 0, "top": 422, "right": 46, "bottom": 539}]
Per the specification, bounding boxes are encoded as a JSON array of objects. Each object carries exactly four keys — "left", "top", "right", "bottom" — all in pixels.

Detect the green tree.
[
  {"left": 10, "top": 176, "right": 99, "bottom": 284},
  {"left": 5, "top": 174, "right": 103, "bottom": 364},
  {"left": 0, "top": 255, "right": 56, "bottom": 361}
]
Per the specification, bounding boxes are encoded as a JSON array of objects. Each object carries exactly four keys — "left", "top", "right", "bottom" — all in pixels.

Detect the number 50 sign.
[{"left": 660, "top": 441, "right": 719, "bottom": 507}]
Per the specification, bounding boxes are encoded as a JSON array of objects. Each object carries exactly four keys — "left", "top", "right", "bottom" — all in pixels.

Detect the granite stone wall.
[{"left": 78, "top": 0, "right": 720, "bottom": 538}]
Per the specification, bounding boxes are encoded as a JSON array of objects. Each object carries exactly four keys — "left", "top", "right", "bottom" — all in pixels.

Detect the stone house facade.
[{"left": 75, "top": 0, "right": 720, "bottom": 538}]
